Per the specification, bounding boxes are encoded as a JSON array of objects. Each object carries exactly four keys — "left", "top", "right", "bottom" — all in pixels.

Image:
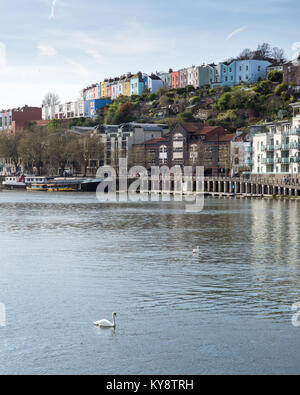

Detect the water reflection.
[{"left": 1, "top": 192, "right": 300, "bottom": 374}]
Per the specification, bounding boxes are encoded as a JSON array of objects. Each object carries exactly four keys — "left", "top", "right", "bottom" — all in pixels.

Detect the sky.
[{"left": 0, "top": 0, "right": 299, "bottom": 109}]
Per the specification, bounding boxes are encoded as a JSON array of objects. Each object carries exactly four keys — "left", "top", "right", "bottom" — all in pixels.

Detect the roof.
[
  {"left": 194, "top": 126, "right": 224, "bottom": 135},
  {"left": 180, "top": 122, "right": 203, "bottom": 133},
  {"left": 209, "top": 133, "right": 235, "bottom": 142},
  {"left": 290, "top": 102, "right": 300, "bottom": 109},
  {"left": 144, "top": 137, "right": 167, "bottom": 145},
  {"left": 180, "top": 123, "right": 226, "bottom": 136}
]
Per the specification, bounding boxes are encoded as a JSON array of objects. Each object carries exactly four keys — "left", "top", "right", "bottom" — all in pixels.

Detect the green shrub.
[
  {"left": 178, "top": 111, "right": 195, "bottom": 122},
  {"left": 274, "top": 83, "right": 287, "bottom": 96},
  {"left": 191, "top": 96, "right": 201, "bottom": 104},
  {"left": 267, "top": 70, "right": 283, "bottom": 83}
]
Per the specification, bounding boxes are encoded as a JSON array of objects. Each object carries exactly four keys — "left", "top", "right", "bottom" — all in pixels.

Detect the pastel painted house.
[
  {"left": 199, "top": 64, "right": 219, "bottom": 87},
  {"left": 216, "top": 59, "right": 271, "bottom": 86},
  {"left": 123, "top": 75, "right": 132, "bottom": 97},
  {"left": 171, "top": 71, "right": 180, "bottom": 89},
  {"left": 106, "top": 81, "right": 112, "bottom": 99},
  {"left": 179, "top": 68, "right": 188, "bottom": 88},
  {"left": 117, "top": 76, "right": 126, "bottom": 97},
  {"left": 101, "top": 81, "right": 107, "bottom": 98},
  {"left": 111, "top": 79, "right": 119, "bottom": 100},
  {"left": 144, "top": 74, "right": 163, "bottom": 93},
  {"left": 130, "top": 72, "right": 145, "bottom": 95},
  {"left": 187, "top": 66, "right": 199, "bottom": 88},
  {"left": 158, "top": 71, "right": 172, "bottom": 89}
]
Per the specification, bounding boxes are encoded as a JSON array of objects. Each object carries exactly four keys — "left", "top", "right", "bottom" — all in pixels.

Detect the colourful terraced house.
[
  {"left": 101, "top": 81, "right": 107, "bottom": 98},
  {"left": 123, "top": 77, "right": 132, "bottom": 97},
  {"left": 130, "top": 72, "right": 145, "bottom": 96}
]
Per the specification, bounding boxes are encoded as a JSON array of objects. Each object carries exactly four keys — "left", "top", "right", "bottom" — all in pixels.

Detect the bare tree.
[
  {"left": 271, "top": 47, "right": 286, "bottom": 62},
  {"left": 238, "top": 48, "right": 253, "bottom": 60},
  {"left": 254, "top": 43, "right": 272, "bottom": 59},
  {"left": 42, "top": 92, "right": 60, "bottom": 107},
  {"left": 0, "top": 130, "right": 23, "bottom": 172}
]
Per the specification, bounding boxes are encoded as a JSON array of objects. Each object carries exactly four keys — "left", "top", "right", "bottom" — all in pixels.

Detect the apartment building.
[
  {"left": 132, "top": 122, "right": 234, "bottom": 176},
  {"left": 249, "top": 103, "right": 300, "bottom": 175},
  {"left": 94, "top": 123, "right": 169, "bottom": 167}
]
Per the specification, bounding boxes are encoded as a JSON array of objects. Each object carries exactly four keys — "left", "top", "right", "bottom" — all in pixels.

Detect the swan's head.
[{"left": 113, "top": 312, "right": 117, "bottom": 317}]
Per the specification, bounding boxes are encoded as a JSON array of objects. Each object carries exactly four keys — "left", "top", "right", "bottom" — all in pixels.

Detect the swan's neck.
[{"left": 112, "top": 315, "right": 116, "bottom": 327}]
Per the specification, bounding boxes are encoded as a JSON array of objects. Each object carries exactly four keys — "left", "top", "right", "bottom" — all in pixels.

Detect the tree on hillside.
[
  {"left": 267, "top": 70, "right": 283, "bottom": 83},
  {"left": 238, "top": 48, "right": 253, "bottom": 60},
  {"left": 19, "top": 126, "right": 48, "bottom": 174},
  {"left": 271, "top": 47, "right": 286, "bottom": 62},
  {"left": 78, "top": 134, "right": 104, "bottom": 176},
  {"left": 42, "top": 92, "right": 60, "bottom": 107},
  {"left": 0, "top": 130, "right": 23, "bottom": 172},
  {"left": 235, "top": 43, "right": 286, "bottom": 63}
]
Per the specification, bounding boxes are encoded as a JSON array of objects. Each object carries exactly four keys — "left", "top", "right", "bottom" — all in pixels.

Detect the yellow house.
[
  {"left": 101, "top": 81, "right": 107, "bottom": 98},
  {"left": 123, "top": 79, "right": 131, "bottom": 97}
]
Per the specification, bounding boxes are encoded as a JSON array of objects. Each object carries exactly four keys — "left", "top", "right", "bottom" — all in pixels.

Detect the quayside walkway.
[{"left": 204, "top": 176, "right": 300, "bottom": 198}]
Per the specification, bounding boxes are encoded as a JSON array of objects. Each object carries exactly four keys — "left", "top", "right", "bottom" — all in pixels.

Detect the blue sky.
[{"left": 0, "top": 0, "right": 299, "bottom": 108}]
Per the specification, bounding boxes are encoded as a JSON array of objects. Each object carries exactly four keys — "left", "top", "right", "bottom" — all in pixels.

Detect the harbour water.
[{"left": 0, "top": 192, "right": 300, "bottom": 375}]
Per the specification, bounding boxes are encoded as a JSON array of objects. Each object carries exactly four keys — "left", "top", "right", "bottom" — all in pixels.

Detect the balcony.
[
  {"left": 245, "top": 159, "right": 253, "bottom": 165},
  {"left": 274, "top": 158, "right": 281, "bottom": 163},
  {"left": 288, "top": 128, "right": 300, "bottom": 136},
  {"left": 244, "top": 146, "right": 252, "bottom": 152},
  {"left": 292, "top": 156, "right": 300, "bottom": 163},
  {"left": 275, "top": 145, "right": 281, "bottom": 150},
  {"left": 291, "top": 142, "right": 300, "bottom": 149},
  {"left": 266, "top": 145, "right": 274, "bottom": 151},
  {"left": 281, "top": 144, "right": 290, "bottom": 150},
  {"left": 266, "top": 158, "right": 274, "bottom": 164},
  {"left": 281, "top": 157, "right": 290, "bottom": 163}
]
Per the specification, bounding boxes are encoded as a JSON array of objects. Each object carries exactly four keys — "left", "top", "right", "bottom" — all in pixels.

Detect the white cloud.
[
  {"left": 37, "top": 44, "right": 57, "bottom": 56},
  {"left": 226, "top": 25, "right": 248, "bottom": 41},
  {"left": 86, "top": 50, "right": 104, "bottom": 64},
  {"left": 49, "top": 0, "right": 57, "bottom": 20}
]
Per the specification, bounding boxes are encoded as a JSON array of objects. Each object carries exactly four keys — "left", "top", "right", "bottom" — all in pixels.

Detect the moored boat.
[
  {"left": 27, "top": 183, "right": 48, "bottom": 192},
  {"left": 47, "top": 183, "right": 77, "bottom": 192},
  {"left": 2, "top": 175, "right": 26, "bottom": 190}
]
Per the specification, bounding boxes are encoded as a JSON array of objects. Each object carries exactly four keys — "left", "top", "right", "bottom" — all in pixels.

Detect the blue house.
[
  {"left": 84, "top": 99, "right": 112, "bottom": 118},
  {"left": 215, "top": 59, "right": 272, "bottom": 87},
  {"left": 130, "top": 72, "right": 145, "bottom": 95}
]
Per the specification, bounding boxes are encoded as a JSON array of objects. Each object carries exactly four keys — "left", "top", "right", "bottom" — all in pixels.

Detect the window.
[
  {"left": 239, "top": 66, "right": 242, "bottom": 71},
  {"left": 258, "top": 66, "right": 261, "bottom": 71},
  {"left": 246, "top": 66, "right": 249, "bottom": 71},
  {"left": 160, "top": 145, "right": 167, "bottom": 153},
  {"left": 173, "top": 133, "right": 184, "bottom": 141}
]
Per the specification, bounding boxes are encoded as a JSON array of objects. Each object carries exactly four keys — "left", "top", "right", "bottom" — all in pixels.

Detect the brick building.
[
  {"left": 0, "top": 106, "right": 42, "bottom": 133},
  {"left": 131, "top": 122, "right": 235, "bottom": 176},
  {"left": 283, "top": 59, "right": 300, "bottom": 92}
]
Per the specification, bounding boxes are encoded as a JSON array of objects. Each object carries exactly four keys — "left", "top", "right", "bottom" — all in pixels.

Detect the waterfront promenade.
[{"left": 204, "top": 176, "right": 300, "bottom": 198}]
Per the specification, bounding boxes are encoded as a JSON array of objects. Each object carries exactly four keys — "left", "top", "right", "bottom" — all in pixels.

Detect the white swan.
[
  {"left": 94, "top": 312, "right": 117, "bottom": 328},
  {"left": 193, "top": 246, "right": 200, "bottom": 254}
]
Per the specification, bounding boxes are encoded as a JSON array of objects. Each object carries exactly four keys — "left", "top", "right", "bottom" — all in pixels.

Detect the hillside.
[{"left": 69, "top": 71, "right": 300, "bottom": 132}]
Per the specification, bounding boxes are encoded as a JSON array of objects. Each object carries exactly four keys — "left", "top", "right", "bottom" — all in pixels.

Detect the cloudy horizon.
[{"left": 0, "top": 0, "right": 299, "bottom": 109}]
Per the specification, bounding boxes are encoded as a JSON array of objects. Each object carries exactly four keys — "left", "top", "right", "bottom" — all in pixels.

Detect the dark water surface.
[{"left": 0, "top": 192, "right": 300, "bottom": 374}]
